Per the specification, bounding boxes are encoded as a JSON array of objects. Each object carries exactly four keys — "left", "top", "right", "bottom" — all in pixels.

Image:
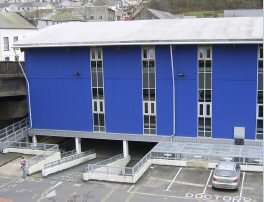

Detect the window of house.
[
  {"left": 4, "top": 37, "right": 9, "bottom": 51},
  {"left": 5, "top": 57, "right": 9, "bottom": 61},
  {"left": 13, "top": 36, "right": 18, "bottom": 43}
]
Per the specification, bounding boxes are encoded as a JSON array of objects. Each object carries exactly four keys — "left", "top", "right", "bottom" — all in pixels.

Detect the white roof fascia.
[{"left": 14, "top": 40, "right": 262, "bottom": 48}]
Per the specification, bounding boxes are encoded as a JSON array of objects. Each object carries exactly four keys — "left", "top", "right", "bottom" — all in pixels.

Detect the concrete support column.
[
  {"left": 32, "top": 135, "right": 37, "bottom": 147},
  {"left": 123, "top": 140, "right": 129, "bottom": 158},
  {"left": 75, "top": 138, "right": 81, "bottom": 154}
]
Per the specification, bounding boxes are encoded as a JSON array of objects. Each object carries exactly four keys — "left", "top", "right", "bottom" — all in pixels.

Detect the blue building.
[{"left": 15, "top": 17, "right": 263, "bottom": 150}]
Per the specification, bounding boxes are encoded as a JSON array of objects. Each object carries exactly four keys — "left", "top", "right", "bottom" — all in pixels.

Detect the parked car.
[{"left": 212, "top": 161, "right": 241, "bottom": 190}]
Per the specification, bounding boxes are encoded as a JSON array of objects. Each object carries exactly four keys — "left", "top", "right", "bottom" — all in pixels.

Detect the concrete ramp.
[
  {"left": 83, "top": 154, "right": 131, "bottom": 182},
  {"left": 42, "top": 150, "right": 96, "bottom": 177}
]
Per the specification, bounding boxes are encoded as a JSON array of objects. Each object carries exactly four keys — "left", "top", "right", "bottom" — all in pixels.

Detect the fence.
[
  {"left": 0, "top": 118, "right": 29, "bottom": 140},
  {"left": 61, "top": 149, "right": 77, "bottom": 158},
  {"left": 86, "top": 146, "right": 263, "bottom": 178},
  {"left": 0, "top": 62, "right": 25, "bottom": 75},
  {"left": 27, "top": 144, "right": 59, "bottom": 168},
  {"left": 44, "top": 149, "right": 95, "bottom": 169},
  {"left": 86, "top": 153, "right": 152, "bottom": 177},
  {"left": 172, "top": 136, "right": 263, "bottom": 147}
]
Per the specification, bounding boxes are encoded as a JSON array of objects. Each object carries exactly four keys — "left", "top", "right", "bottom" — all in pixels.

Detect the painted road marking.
[
  {"left": 174, "top": 181, "right": 204, "bottom": 187},
  {"left": 127, "top": 184, "right": 134, "bottom": 193},
  {"left": 203, "top": 170, "right": 213, "bottom": 194},
  {"left": 240, "top": 172, "right": 246, "bottom": 197},
  {"left": 165, "top": 167, "right": 182, "bottom": 191},
  {"left": 128, "top": 189, "right": 196, "bottom": 201},
  {"left": 101, "top": 184, "right": 118, "bottom": 202},
  {"left": 185, "top": 193, "right": 252, "bottom": 201},
  {"left": 37, "top": 181, "right": 63, "bottom": 202}
]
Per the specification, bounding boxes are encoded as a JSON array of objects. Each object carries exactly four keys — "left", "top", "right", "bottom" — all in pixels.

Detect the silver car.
[{"left": 212, "top": 161, "right": 241, "bottom": 190}]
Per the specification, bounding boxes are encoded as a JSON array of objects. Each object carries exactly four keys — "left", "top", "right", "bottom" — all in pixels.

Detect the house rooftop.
[
  {"left": 15, "top": 17, "right": 263, "bottom": 48},
  {"left": 0, "top": 12, "right": 36, "bottom": 29}
]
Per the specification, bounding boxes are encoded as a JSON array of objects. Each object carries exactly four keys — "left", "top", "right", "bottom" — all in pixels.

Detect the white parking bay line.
[
  {"left": 202, "top": 170, "right": 213, "bottom": 194},
  {"left": 240, "top": 172, "right": 246, "bottom": 197},
  {"left": 165, "top": 167, "right": 182, "bottom": 191}
]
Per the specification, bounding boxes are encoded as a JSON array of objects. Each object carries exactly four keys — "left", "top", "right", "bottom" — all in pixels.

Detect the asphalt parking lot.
[
  {"left": 128, "top": 165, "right": 263, "bottom": 201},
  {"left": 0, "top": 162, "right": 262, "bottom": 202}
]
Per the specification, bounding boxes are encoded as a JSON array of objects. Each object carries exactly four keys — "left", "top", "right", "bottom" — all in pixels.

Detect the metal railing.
[
  {"left": 44, "top": 149, "right": 95, "bottom": 169},
  {"left": 151, "top": 151, "right": 263, "bottom": 166},
  {"left": 86, "top": 153, "right": 152, "bottom": 177},
  {"left": 86, "top": 154, "right": 124, "bottom": 173},
  {"left": 0, "top": 61, "right": 25, "bottom": 75},
  {"left": 0, "top": 118, "right": 29, "bottom": 140},
  {"left": 27, "top": 144, "right": 59, "bottom": 168},
  {"left": 85, "top": 143, "right": 263, "bottom": 178},
  {"left": 132, "top": 152, "right": 151, "bottom": 175},
  {"left": 172, "top": 136, "right": 263, "bottom": 147},
  {"left": 61, "top": 149, "right": 77, "bottom": 158}
]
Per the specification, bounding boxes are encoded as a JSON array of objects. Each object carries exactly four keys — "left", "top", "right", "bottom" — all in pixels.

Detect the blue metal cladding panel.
[
  {"left": 213, "top": 45, "right": 257, "bottom": 139},
  {"left": 104, "top": 46, "right": 143, "bottom": 134},
  {"left": 156, "top": 45, "right": 173, "bottom": 136},
  {"left": 26, "top": 48, "right": 93, "bottom": 131},
  {"left": 173, "top": 45, "right": 198, "bottom": 137}
]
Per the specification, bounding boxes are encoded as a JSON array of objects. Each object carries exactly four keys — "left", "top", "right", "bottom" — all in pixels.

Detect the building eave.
[{"left": 14, "top": 39, "right": 262, "bottom": 48}]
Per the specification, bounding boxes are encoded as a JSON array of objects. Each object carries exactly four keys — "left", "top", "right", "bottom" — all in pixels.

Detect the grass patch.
[{"left": 182, "top": 11, "right": 224, "bottom": 17}]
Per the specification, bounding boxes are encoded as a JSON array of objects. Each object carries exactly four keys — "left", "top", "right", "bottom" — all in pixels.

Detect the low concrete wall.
[
  {"left": 152, "top": 159, "right": 187, "bottom": 167},
  {"left": 3, "top": 148, "right": 54, "bottom": 156},
  {"left": 28, "top": 152, "right": 61, "bottom": 175},
  {"left": 241, "top": 165, "right": 263, "bottom": 172},
  {"left": 83, "top": 158, "right": 264, "bottom": 184},
  {"left": 83, "top": 156, "right": 131, "bottom": 182},
  {"left": 132, "top": 160, "right": 151, "bottom": 183},
  {"left": 42, "top": 153, "right": 96, "bottom": 177}
]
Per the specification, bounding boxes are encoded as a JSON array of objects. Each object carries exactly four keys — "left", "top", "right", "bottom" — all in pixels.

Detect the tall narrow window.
[
  {"left": 4, "top": 37, "right": 9, "bottom": 51},
  {"left": 257, "top": 45, "right": 263, "bottom": 139},
  {"left": 142, "top": 46, "right": 156, "bottom": 135},
  {"left": 198, "top": 46, "right": 212, "bottom": 137},
  {"left": 91, "top": 47, "right": 105, "bottom": 132}
]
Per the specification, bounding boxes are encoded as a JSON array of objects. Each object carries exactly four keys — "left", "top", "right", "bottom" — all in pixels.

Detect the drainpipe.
[
  {"left": 14, "top": 48, "right": 33, "bottom": 129},
  {"left": 170, "top": 45, "right": 176, "bottom": 138}
]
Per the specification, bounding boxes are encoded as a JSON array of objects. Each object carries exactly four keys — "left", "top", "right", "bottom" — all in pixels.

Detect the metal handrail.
[
  {"left": 86, "top": 152, "right": 152, "bottom": 176},
  {"left": 95, "top": 154, "right": 124, "bottom": 166},
  {"left": 44, "top": 149, "right": 95, "bottom": 169},
  {"left": 0, "top": 118, "right": 29, "bottom": 139},
  {"left": 27, "top": 144, "right": 59, "bottom": 168},
  {"left": 61, "top": 149, "right": 77, "bottom": 158}
]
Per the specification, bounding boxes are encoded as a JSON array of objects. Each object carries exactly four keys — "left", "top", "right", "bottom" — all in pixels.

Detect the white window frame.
[
  {"left": 198, "top": 46, "right": 211, "bottom": 60},
  {"left": 144, "top": 101, "right": 156, "bottom": 116},
  {"left": 142, "top": 46, "right": 156, "bottom": 135},
  {"left": 3, "top": 37, "right": 9, "bottom": 51},
  {"left": 198, "top": 102, "right": 211, "bottom": 118},
  {"left": 90, "top": 47, "right": 105, "bottom": 132},
  {"left": 198, "top": 46, "right": 212, "bottom": 138},
  {"left": 93, "top": 100, "right": 105, "bottom": 113}
]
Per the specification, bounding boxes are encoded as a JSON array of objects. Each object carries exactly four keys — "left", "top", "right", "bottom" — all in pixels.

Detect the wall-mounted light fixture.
[
  {"left": 178, "top": 73, "right": 185, "bottom": 77},
  {"left": 74, "top": 72, "right": 80, "bottom": 78}
]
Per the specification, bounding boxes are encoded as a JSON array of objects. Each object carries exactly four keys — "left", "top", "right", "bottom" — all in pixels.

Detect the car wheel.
[{"left": 212, "top": 185, "right": 215, "bottom": 189}]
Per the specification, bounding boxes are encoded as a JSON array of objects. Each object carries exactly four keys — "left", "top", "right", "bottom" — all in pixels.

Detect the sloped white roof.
[{"left": 15, "top": 17, "right": 263, "bottom": 48}]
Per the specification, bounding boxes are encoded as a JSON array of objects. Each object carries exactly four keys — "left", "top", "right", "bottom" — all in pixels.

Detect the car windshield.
[{"left": 215, "top": 170, "right": 236, "bottom": 177}]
